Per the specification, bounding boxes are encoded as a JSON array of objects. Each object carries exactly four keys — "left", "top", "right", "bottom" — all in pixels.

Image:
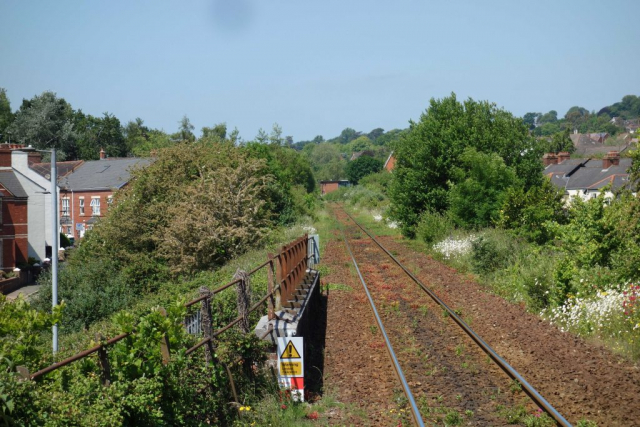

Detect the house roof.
[
  {"left": 60, "top": 157, "right": 152, "bottom": 191},
  {"left": 564, "top": 158, "right": 632, "bottom": 191},
  {"left": 546, "top": 157, "right": 633, "bottom": 192},
  {"left": 384, "top": 151, "right": 395, "bottom": 169},
  {"left": 0, "top": 170, "right": 28, "bottom": 197},
  {"left": 31, "top": 161, "right": 84, "bottom": 180}
]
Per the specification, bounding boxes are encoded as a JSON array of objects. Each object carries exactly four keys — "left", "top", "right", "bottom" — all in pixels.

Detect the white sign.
[{"left": 277, "top": 337, "right": 304, "bottom": 401}]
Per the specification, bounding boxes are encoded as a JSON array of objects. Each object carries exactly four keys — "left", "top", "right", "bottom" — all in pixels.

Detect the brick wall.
[
  {"left": 0, "top": 197, "right": 28, "bottom": 268},
  {"left": 60, "top": 189, "right": 113, "bottom": 239}
]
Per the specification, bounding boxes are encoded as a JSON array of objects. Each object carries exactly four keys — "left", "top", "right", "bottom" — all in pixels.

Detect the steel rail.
[
  {"left": 340, "top": 229, "right": 425, "bottom": 427},
  {"left": 341, "top": 207, "right": 572, "bottom": 427}
]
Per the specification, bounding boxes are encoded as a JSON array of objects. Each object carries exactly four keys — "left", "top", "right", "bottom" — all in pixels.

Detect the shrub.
[
  {"left": 470, "top": 230, "right": 517, "bottom": 274},
  {"left": 416, "top": 210, "right": 454, "bottom": 244}
]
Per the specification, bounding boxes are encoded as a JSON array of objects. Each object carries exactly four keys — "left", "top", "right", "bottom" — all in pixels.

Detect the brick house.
[
  {"left": 543, "top": 151, "right": 635, "bottom": 202},
  {"left": 0, "top": 170, "right": 29, "bottom": 270},
  {"left": 56, "top": 152, "right": 151, "bottom": 239},
  {"left": 0, "top": 144, "right": 58, "bottom": 268},
  {"left": 384, "top": 152, "right": 396, "bottom": 172},
  {"left": 320, "top": 180, "right": 350, "bottom": 195}
]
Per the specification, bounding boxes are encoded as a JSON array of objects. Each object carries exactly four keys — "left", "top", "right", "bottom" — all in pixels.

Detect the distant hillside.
[{"left": 524, "top": 94, "right": 640, "bottom": 136}]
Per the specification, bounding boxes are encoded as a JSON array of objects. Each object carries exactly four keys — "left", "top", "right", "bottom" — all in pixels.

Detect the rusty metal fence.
[{"left": 18, "top": 234, "right": 314, "bottom": 392}]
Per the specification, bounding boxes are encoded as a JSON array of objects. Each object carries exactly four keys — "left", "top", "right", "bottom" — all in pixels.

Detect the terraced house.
[
  {"left": 543, "top": 150, "right": 636, "bottom": 202},
  {"left": 54, "top": 151, "right": 151, "bottom": 240}
]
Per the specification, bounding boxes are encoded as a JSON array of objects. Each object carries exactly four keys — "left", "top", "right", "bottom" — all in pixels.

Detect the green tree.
[
  {"left": 347, "top": 135, "right": 373, "bottom": 153},
  {"left": 336, "top": 127, "right": 360, "bottom": 144},
  {"left": 345, "top": 156, "right": 383, "bottom": 184},
  {"left": 389, "top": 93, "right": 541, "bottom": 236},
  {"left": 269, "top": 123, "right": 284, "bottom": 146},
  {"left": 546, "top": 128, "right": 575, "bottom": 153},
  {"left": 539, "top": 110, "right": 558, "bottom": 124},
  {"left": 124, "top": 117, "right": 151, "bottom": 154},
  {"left": 255, "top": 128, "right": 268, "bottom": 144},
  {"left": 175, "top": 115, "right": 195, "bottom": 142},
  {"left": 201, "top": 122, "right": 227, "bottom": 140},
  {"left": 74, "top": 112, "right": 127, "bottom": 160},
  {"left": 367, "top": 127, "right": 385, "bottom": 141},
  {"left": 7, "top": 91, "right": 78, "bottom": 159},
  {"left": 0, "top": 88, "right": 14, "bottom": 140},
  {"left": 448, "top": 147, "right": 520, "bottom": 229},
  {"left": 309, "top": 142, "right": 346, "bottom": 181},
  {"left": 498, "top": 178, "right": 565, "bottom": 244},
  {"left": 523, "top": 112, "right": 541, "bottom": 130}
]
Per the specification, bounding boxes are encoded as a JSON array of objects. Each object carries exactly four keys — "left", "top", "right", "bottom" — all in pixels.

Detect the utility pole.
[{"left": 51, "top": 149, "right": 59, "bottom": 354}]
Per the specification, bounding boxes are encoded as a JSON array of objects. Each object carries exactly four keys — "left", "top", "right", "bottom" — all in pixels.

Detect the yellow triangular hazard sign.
[{"left": 280, "top": 340, "right": 301, "bottom": 359}]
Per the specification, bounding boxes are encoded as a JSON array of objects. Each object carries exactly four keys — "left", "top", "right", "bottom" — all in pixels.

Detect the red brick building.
[
  {"left": 320, "top": 180, "right": 350, "bottom": 195},
  {"left": 384, "top": 152, "right": 396, "bottom": 172},
  {"left": 0, "top": 174, "right": 29, "bottom": 270},
  {"left": 55, "top": 154, "right": 151, "bottom": 239}
]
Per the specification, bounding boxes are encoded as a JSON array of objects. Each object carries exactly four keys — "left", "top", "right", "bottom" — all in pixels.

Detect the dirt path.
[{"left": 319, "top": 207, "right": 640, "bottom": 426}]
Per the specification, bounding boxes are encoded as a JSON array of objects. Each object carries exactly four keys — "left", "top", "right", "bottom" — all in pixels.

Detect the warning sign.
[
  {"left": 277, "top": 337, "right": 304, "bottom": 401},
  {"left": 280, "top": 361, "right": 302, "bottom": 376},
  {"left": 280, "top": 340, "right": 301, "bottom": 359}
]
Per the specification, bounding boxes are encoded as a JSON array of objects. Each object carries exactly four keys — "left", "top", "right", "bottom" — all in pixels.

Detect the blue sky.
[{"left": 1, "top": 1, "right": 639, "bottom": 141}]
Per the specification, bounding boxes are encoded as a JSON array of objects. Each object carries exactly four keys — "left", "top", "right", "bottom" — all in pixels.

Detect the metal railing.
[{"left": 18, "top": 234, "right": 313, "bottom": 387}]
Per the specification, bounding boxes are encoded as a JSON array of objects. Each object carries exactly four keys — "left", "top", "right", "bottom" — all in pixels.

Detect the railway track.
[{"left": 335, "top": 205, "right": 571, "bottom": 426}]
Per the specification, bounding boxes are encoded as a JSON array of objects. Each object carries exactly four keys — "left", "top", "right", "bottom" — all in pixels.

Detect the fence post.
[
  {"left": 275, "top": 249, "right": 284, "bottom": 312},
  {"left": 267, "top": 254, "right": 275, "bottom": 320},
  {"left": 233, "top": 269, "right": 251, "bottom": 334},
  {"left": 16, "top": 366, "right": 30, "bottom": 381},
  {"left": 95, "top": 334, "right": 112, "bottom": 386},
  {"left": 158, "top": 308, "right": 171, "bottom": 365},
  {"left": 199, "top": 287, "right": 214, "bottom": 363}
]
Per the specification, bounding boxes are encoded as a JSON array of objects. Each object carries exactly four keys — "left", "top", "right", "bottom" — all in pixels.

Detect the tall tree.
[
  {"left": 75, "top": 112, "right": 126, "bottom": 160},
  {"left": 123, "top": 118, "right": 151, "bottom": 154},
  {"left": 269, "top": 123, "right": 283, "bottom": 146},
  {"left": 7, "top": 91, "right": 78, "bottom": 159},
  {"left": 389, "top": 93, "right": 541, "bottom": 236},
  {"left": 255, "top": 128, "right": 268, "bottom": 144},
  {"left": 176, "top": 115, "right": 195, "bottom": 142},
  {"left": 201, "top": 123, "right": 227, "bottom": 140},
  {"left": 345, "top": 156, "right": 383, "bottom": 184},
  {"left": 0, "top": 88, "right": 14, "bottom": 140}
]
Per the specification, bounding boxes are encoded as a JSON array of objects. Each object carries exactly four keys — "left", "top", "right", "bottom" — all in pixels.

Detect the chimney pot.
[
  {"left": 99, "top": 148, "right": 106, "bottom": 160},
  {"left": 543, "top": 153, "right": 558, "bottom": 166},
  {"left": 558, "top": 151, "right": 571, "bottom": 163},
  {"left": 603, "top": 151, "right": 620, "bottom": 168}
]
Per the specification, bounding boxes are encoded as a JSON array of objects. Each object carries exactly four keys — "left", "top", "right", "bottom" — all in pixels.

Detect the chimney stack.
[
  {"left": 543, "top": 153, "right": 558, "bottom": 166},
  {"left": 603, "top": 151, "right": 620, "bottom": 169},
  {"left": 557, "top": 152, "right": 571, "bottom": 163},
  {"left": 99, "top": 148, "right": 106, "bottom": 160},
  {"left": 0, "top": 143, "right": 25, "bottom": 167}
]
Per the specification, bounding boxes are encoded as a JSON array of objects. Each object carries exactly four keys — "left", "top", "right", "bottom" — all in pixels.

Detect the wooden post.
[
  {"left": 95, "top": 334, "right": 111, "bottom": 386},
  {"left": 267, "top": 255, "right": 275, "bottom": 320},
  {"left": 233, "top": 269, "right": 251, "bottom": 334},
  {"left": 16, "top": 366, "right": 30, "bottom": 381},
  {"left": 158, "top": 308, "right": 171, "bottom": 365},
  {"left": 199, "top": 287, "right": 214, "bottom": 363}
]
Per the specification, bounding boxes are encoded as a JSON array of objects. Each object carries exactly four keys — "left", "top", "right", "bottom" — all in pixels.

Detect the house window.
[
  {"left": 90, "top": 197, "right": 101, "bottom": 216},
  {"left": 107, "top": 196, "right": 113, "bottom": 206},
  {"left": 79, "top": 197, "right": 85, "bottom": 216},
  {"left": 62, "top": 198, "right": 70, "bottom": 217}
]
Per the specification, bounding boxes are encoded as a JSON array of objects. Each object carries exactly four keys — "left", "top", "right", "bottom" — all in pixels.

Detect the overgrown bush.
[
  {"left": 471, "top": 229, "right": 517, "bottom": 274},
  {"left": 416, "top": 210, "right": 454, "bottom": 244},
  {"left": 498, "top": 178, "right": 565, "bottom": 244},
  {"left": 4, "top": 298, "right": 271, "bottom": 426}
]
